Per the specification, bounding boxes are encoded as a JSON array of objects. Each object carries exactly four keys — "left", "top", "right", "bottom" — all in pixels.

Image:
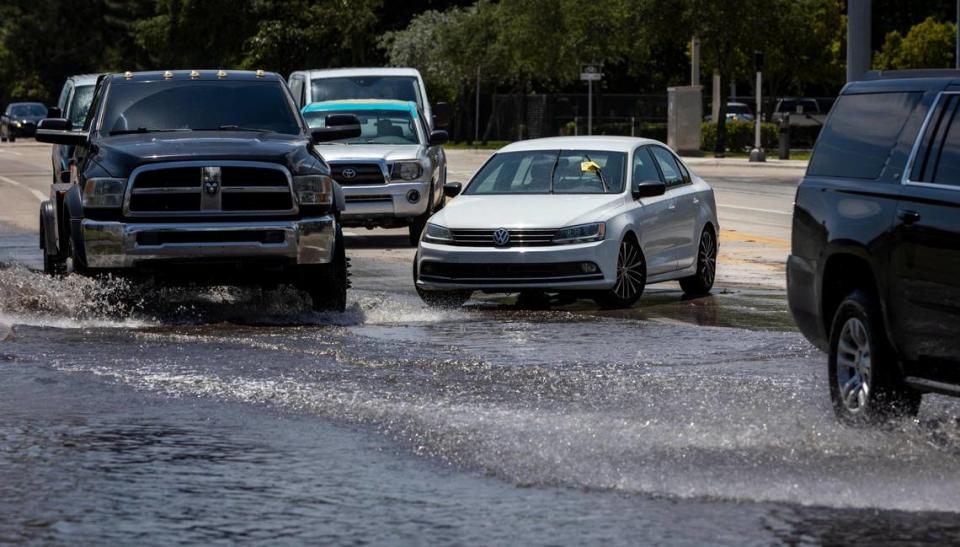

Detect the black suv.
[
  {"left": 36, "top": 70, "right": 360, "bottom": 311},
  {"left": 789, "top": 70, "right": 960, "bottom": 422}
]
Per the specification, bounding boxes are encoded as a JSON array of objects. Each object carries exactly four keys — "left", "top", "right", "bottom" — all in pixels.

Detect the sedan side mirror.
[
  {"left": 311, "top": 113, "right": 362, "bottom": 144},
  {"left": 36, "top": 118, "right": 87, "bottom": 146},
  {"left": 443, "top": 182, "right": 463, "bottom": 198},
  {"left": 429, "top": 130, "right": 448, "bottom": 146},
  {"left": 632, "top": 180, "right": 666, "bottom": 199}
]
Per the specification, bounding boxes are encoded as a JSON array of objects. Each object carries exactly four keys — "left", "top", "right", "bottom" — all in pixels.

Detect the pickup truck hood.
[
  {"left": 94, "top": 131, "right": 312, "bottom": 176},
  {"left": 431, "top": 194, "right": 627, "bottom": 229},
  {"left": 312, "top": 143, "right": 424, "bottom": 162}
]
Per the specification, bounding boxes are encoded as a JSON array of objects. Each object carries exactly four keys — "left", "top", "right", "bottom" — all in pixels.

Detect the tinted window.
[
  {"left": 311, "top": 76, "right": 421, "bottom": 106},
  {"left": 101, "top": 81, "right": 300, "bottom": 135},
  {"left": 916, "top": 94, "right": 960, "bottom": 187},
  {"left": 466, "top": 149, "right": 626, "bottom": 195},
  {"left": 67, "top": 85, "right": 95, "bottom": 126},
  {"left": 304, "top": 108, "right": 420, "bottom": 145},
  {"left": 649, "top": 146, "right": 685, "bottom": 186},
  {"left": 808, "top": 92, "right": 921, "bottom": 179},
  {"left": 632, "top": 147, "right": 662, "bottom": 183}
]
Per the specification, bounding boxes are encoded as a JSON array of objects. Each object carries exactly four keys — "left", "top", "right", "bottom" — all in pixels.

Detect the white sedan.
[{"left": 414, "top": 136, "right": 719, "bottom": 308}]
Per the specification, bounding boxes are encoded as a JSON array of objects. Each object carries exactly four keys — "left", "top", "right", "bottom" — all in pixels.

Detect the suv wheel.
[
  {"left": 679, "top": 228, "right": 717, "bottom": 296},
  {"left": 301, "top": 227, "right": 348, "bottom": 312},
  {"left": 828, "top": 290, "right": 921, "bottom": 424}
]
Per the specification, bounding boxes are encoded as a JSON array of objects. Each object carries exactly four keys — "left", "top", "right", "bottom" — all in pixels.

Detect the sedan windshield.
[
  {"left": 465, "top": 150, "right": 627, "bottom": 195},
  {"left": 101, "top": 81, "right": 301, "bottom": 135},
  {"left": 9, "top": 104, "right": 46, "bottom": 117},
  {"left": 303, "top": 108, "right": 420, "bottom": 145}
]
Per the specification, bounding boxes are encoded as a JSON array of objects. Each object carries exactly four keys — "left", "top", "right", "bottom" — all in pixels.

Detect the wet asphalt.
[{"left": 1, "top": 143, "right": 960, "bottom": 545}]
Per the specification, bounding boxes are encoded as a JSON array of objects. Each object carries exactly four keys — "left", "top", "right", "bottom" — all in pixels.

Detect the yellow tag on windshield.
[{"left": 580, "top": 160, "right": 601, "bottom": 173}]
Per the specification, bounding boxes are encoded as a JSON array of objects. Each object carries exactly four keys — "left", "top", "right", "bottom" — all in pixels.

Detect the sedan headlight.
[
  {"left": 392, "top": 161, "right": 424, "bottom": 181},
  {"left": 422, "top": 223, "right": 452, "bottom": 243},
  {"left": 552, "top": 222, "right": 606, "bottom": 244},
  {"left": 293, "top": 174, "right": 333, "bottom": 206},
  {"left": 13, "top": 121, "right": 22, "bottom": 128},
  {"left": 82, "top": 178, "right": 126, "bottom": 208}
]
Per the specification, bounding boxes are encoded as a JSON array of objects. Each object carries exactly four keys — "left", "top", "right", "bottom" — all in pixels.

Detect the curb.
[{"left": 681, "top": 158, "right": 808, "bottom": 170}]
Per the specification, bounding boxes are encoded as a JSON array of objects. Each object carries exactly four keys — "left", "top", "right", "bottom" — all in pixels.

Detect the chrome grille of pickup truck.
[
  {"left": 126, "top": 163, "right": 295, "bottom": 216},
  {"left": 448, "top": 228, "right": 558, "bottom": 247},
  {"left": 330, "top": 163, "right": 386, "bottom": 185}
]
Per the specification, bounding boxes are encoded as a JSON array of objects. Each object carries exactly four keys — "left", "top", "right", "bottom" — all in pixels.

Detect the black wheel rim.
[
  {"left": 698, "top": 231, "right": 717, "bottom": 287},
  {"left": 612, "top": 240, "right": 644, "bottom": 300}
]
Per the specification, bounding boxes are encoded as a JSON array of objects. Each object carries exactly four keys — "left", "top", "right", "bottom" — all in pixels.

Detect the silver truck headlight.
[
  {"left": 293, "top": 174, "right": 333, "bottom": 206},
  {"left": 423, "top": 223, "right": 452, "bottom": 242},
  {"left": 82, "top": 178, "right": 126, "bottom": 208},
  {"left": 392, "top": 161, "right": 423, "bottom": 181},
  {"left": 552, "top": 222, "right": 606, "bottom": 244}
]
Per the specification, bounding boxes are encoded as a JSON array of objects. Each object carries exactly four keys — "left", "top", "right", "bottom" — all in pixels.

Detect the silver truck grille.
[
  {"left": 125, "top": 162, "right": 296, "bottom": 217},
  {"left": 448, "top": 228, "right": 558, "bottom": 247},
  {"left": 330, "top": 163, "right": 386, "bottom": 186}
]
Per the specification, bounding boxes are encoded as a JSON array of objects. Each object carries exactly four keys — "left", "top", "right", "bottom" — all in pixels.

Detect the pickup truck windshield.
[
  {"left": 101, "top": 81, "right": 301, "bottom": 135},
  {"left": 303, "top": 108, "right": 420, "bottom": 145},
  {"left": 69, "top": 85, "right": 95, "bottom": 126},
  {"left": 311, "top": 77, "right": 420, "bottom": 107},
  {"left": 466, "top": 150, "right": 627, "bottom": 194}
]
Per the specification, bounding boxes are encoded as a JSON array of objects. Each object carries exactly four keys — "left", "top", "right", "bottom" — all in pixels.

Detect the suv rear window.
[{"left": 808, "top": 92, "right": 921, "bottom": 180}]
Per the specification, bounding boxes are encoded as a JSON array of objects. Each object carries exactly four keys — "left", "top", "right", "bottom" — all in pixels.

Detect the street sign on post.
[{"left": 581, "top": 64, "right": 603, "bottom": 135}]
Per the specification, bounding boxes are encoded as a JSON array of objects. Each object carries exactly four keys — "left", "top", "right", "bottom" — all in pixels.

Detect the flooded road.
[{"left": 3, "top": 144, "right": 960, "bottom": 544}]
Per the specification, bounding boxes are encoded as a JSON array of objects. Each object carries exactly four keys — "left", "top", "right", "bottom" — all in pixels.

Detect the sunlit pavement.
[{"left": 3, "top": 142, "right": 960, "bottom": 544}]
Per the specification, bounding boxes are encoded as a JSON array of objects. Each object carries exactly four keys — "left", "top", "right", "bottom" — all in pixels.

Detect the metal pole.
[
  {"left": 691, "top": 36, "right": 700, "bottom": 86},
  {"left": 475, "top": 66, "right": 480, "bottom": 144},
  {"left": 587, "top": 79, "right": 593, "bottom": 135},
  {"left": 847, "top": 0, "right": 871, "bottom": 82},
  {"left": 749, "top": 70, "right": 765, "bottom": 162}
]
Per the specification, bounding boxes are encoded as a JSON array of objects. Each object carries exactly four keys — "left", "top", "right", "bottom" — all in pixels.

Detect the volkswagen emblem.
[
  {"left": 341, "top": 168, "right": 357, "bottom": 179},
  {"left": 492, "top": 228, "right": 510, "bottom": 246},
  {"left": 202, "top": 166, "right": 221, "bottom": 195}
]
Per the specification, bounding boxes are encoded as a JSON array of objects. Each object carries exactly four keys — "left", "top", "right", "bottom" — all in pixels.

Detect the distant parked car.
[
  {"left": 1, "top": 102, "right": 47, "bottom": 142},
  {"left": 302, "top": 99, "right": 449, "bottom": 245},
  {"left": 288, "top": 67, "right": 449, "bottom": 129},
  {"left": 788, "top": 70, "right": 960, "bottom": 423},
  {"left": 704, "top": 102, "right": 754, "bottom": 122},
  {"left": 50, "top": 74, "right": 102, "bottom": 183},
  {"left": 414, "top": 136, "right": 719, "bottom": 309},
  {"left": 771, "top": 97, "right": 825, "bottom": 127}
]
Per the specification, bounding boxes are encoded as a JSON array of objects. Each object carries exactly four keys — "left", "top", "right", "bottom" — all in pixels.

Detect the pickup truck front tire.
[{"left": 299, "top": 226, "right": 348, "bottom": 312}]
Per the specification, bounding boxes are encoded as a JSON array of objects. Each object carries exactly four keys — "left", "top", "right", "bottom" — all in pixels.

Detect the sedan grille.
[
  {"left": 127, "top": 164, "right": 294, "bottom": 216},
  {"left": 330, "top": 163, "right": 386, "bottom": 186},
  {"left": 448, "top": 228, "right": 558, "bottom": 247},
  {"left": 419, "top": 261, "right": 603, "bottom": 283}
]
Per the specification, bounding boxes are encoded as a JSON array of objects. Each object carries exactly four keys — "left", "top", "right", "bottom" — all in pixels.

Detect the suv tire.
[{"left": 828, "top": 290, "right": 921, "bottom": 424}]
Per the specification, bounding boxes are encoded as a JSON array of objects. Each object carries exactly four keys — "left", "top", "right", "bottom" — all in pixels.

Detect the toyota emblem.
[
  {"left": 341, "top": 168, "right": 357, "bottom": 179},
  {"left": 492, "top": 228, "right": 510, "bottom": 246}
]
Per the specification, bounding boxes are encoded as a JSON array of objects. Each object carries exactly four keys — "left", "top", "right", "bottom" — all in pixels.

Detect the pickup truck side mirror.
[
  {"left": 443, "top": 182, "right": 463, "bottom": 198},
  {"left": 429, "top": 130, "right": 448, "bottom": 146},
  {"left": 432, "top": 102, "right": 451, "bottom": 129},
  {"left": 47, "top": 106, "right": 62, "bottom": 119},
  {"left": 36, "top": 118, "right": 87, "bottom": 146},
  {"left": 311, "top": 113, "right": 362, "bottom": 144},
  {"left": 632, "top": 179, "right": 666, "bottom": 199}
]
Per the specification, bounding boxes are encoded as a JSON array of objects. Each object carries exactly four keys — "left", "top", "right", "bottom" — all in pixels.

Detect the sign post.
[
  {"left": 580, "top": 64, "right": 602, "bottom": 135},
  {"left": 749, "top": 51, "right": 766, "bottom": 163}
]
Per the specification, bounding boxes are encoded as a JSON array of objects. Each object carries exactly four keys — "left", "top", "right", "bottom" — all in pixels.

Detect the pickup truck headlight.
[
  {"left": 552, "top": 222, "right": 606, "bottom": 244},
  {"left": 82, "top": 178, "right": 126, "bottom": 208},
  {"left": 392, "top": 161, "right": 423, "bottom": 181},
  {"left": 423, "top": 223, "right": 452, "bottom": 243},
  {"left": 293, "top": 174, "right": 333, "bottom": 206}
]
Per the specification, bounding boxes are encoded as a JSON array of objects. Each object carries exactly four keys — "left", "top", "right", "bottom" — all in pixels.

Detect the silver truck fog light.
[{"left": 406, "top": 189, "right": 421, "bottom": 203}]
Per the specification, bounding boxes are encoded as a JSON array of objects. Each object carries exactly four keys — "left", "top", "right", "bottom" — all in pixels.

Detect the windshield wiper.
[
  {"left": 108, "top": 127, "right": 182, "bottom": 135},
  {"left": 582, "top": 153, "right": 609, "bottom": 193},
  {"left": 209, "top": 125, "right": 274, "bottom": 133}
]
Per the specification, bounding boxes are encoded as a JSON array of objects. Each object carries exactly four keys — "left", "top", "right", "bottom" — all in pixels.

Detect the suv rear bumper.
[
  {"left": 787, "top": 254, "right": 828, "bottom": 352},
  {"left": 80, "top": 216, "right": 337, "bottom": 269}
]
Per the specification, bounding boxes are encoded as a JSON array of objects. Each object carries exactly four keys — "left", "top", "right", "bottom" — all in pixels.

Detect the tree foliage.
[{"left": 874, "top": 16, "right": 956, "bottom": 69}]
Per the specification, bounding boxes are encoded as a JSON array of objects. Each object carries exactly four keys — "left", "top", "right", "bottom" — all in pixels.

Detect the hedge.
[{"left": 701, "top": 120, "right": 778, "bottom": 152}]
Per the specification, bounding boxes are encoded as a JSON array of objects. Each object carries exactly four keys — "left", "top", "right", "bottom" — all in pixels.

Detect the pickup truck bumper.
[
  {"left": 341, "top": 182, "right": 430, "bottom": 222},
  {"left": 80, "top": 216, "right": 337, "bottom": 269}
]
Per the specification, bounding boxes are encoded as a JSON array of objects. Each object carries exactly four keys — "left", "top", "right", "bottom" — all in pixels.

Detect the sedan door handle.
[{"left": 898, "top": 210, "right": 921, "bottom": 225}]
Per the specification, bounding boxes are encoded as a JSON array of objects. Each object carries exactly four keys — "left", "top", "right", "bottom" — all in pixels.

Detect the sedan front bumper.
[
  {"left": 416, "top": 238, "right": 618, "bottom": 291},
  {"left": 80, "top": 216, "right": 337, "bottom": 269}
]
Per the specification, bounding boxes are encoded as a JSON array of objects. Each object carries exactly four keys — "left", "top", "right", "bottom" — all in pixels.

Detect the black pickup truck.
[
  {"left": 36, "top": 70, "right": 361, "bottom": 311},
  {"left": 788, "top": 71, "right": 960, "bottom": 423}
]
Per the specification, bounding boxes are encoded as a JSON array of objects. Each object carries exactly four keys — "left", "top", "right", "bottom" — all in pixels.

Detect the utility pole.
[
  {"left": 749, "top": 51, "right": 765, "bottom": 163},
  {"left": 691, "top": 36, "right": 700, "bottom": 86},
  {"left": 475, "top": 66, "right": 480, "bottom": 145},
  {"left": 580, "top": 64, "right": 602, "bottom": 136},
  {"left": 847, "top": 0, "right": 871, "bottom": 82}
]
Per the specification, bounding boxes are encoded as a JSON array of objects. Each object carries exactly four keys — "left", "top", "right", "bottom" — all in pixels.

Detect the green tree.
[
  {"left": 874, "top": 16, "right": 956, "bottom": 69},
  {"left": 135, "top": 0, "right": 258, "bottom": 69}
]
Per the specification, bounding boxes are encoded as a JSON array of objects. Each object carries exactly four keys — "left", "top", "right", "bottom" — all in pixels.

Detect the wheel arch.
[{"left": 820, "top": 251, "right": 884, "bottom": 342}]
